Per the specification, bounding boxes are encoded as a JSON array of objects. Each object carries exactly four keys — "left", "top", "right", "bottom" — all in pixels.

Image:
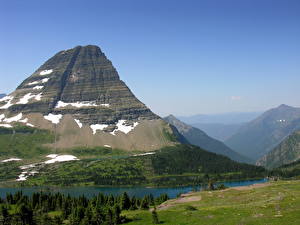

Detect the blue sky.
[{"left": 0, "top": 0, "right": 299, "bottom": 116}]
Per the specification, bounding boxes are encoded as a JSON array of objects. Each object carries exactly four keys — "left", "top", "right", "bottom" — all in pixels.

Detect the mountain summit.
[{"left": 0, "top": 45, "right": 177, "bottom": 150}]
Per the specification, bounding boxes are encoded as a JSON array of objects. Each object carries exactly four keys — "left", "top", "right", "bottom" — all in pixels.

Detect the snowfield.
[
  {"left": 110, "top": 120, "right": 139, "bottom": 135},
  {"left": 0, "top": 96, "right": 14, "bottom": 109},
  {"left": 74, "top": 119, "right": 83, "bottom": 128},
  {"left": 1, "top": 158, "right": 22, "bottom": 163},
  {"left": 40, "top": 69, "right": 53, "bottom": 75},
  {"left": 90, "top": 124, "right": 108, "bottom": 134},
  {"left": 17, "top": 93, "right": 42, "bottom": 104},
  {"left": 45, "top": 155, "right": 78, "bottom": 164},
  {"left": 44, "top": 113, "right": 63, "bottom": 124}
]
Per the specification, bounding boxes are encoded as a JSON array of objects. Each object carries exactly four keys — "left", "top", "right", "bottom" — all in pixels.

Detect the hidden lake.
[{"left": 0, "top": 179, "right": 267, "bottom": 199}]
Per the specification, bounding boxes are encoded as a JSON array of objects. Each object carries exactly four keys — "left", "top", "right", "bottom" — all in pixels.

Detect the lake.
[{"left": 0, "top": 179, "right": 267, "bottom": 199}]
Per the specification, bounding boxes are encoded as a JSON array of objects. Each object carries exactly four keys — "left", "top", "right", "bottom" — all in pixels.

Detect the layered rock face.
[{"left": 0, "top": 45, "right": 175, "bottom": 150}]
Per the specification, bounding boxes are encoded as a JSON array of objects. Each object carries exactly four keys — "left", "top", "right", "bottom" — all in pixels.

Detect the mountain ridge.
[
  {"left": 164, "top": 114, "right": 251, "bottom": 163},
  {"left": 225, "top": 104, "right": 300, "bottom": 160}
]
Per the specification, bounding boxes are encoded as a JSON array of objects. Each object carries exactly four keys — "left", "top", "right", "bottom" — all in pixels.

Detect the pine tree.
[
  {"left": 152, "top": 209, "right": 159, "bottom": 224},
  {"left": 120, "top": 192, "right": 131, "bottom": 210}
]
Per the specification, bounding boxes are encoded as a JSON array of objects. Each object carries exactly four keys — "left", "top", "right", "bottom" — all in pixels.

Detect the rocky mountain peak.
[{"left": 0, "top": 45, "right": 176, "bottom": 151}]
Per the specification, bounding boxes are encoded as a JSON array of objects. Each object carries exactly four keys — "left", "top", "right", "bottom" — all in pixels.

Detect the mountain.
[
  {"left": 0, "top": 94, "right": 5, "bottom": 98},
  {"left": 0, "top": 45, "right": 179, "bottom": 151},
  {"left": 178, "top": 112, "right": 262, "bottom": 125},
  {"left": 191, "top": 123, "right": 244, "bottom": 141},
  {"left": 164, "top": 115, "right": 251, "bottom": 163},
  {"left": 225, "top": 104, "right": 300, "bottom": 160},
  {"left": 257, "top": 130, "right": 300, "bottom": 169}
]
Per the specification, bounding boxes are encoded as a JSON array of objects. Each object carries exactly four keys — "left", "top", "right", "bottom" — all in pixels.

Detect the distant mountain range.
[
  {"left": 0, "top": 94, "right": 5, "bottom": 98},
  {"left": 178, "top": 112, "right": 262, "bottom": 125},
  {"left": 178, "top": 112, "right": 261, "bottom": 142},
  {"left": 225, "top": 104, "right": 300, "bottom": 161},
  {"left": 191, "top": 123, "right": 245, "bottom": 141},
  {"left": 164, "top": 115, "right": 251, "bottom": 163}
]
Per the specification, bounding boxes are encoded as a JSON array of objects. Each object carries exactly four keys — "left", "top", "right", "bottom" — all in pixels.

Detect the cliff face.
[{"left": 0, "top": 45, "right": 176, "bottom": 151}]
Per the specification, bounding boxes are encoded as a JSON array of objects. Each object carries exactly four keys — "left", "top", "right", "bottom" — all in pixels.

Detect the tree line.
[{"left": 0, "top": 191, "right": 169, "bottom": 225}]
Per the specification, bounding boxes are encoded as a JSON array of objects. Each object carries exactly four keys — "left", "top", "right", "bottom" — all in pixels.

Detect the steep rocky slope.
[
  {"left": 164, "top": 115, "right": 251, "bottom": 163},
  {"left": 225, "top": 104, "right": 300, "bottom": 160},
  {"left": 0, "top": 45, "right": 178, "bottom": 151},
  {"left": 257, "top": 130, "right": 300, "bottom": 169}
]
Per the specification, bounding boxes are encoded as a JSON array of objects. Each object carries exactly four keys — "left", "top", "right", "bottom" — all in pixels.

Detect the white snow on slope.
[
  {"left": 45, "top": 155, "right": 78, "bottom": 164},
  {"left": 17, "top": 171, "right": 28, "bottom": 181},
  {"left": 104, "top": 145, "right": 111, "bottom": 148},
  {"left": 101, "top": 104, "right": 110, "bottom": 107},
  {"left": 0, "top": 95, "right": 12, "bottom": 102},
  {"left": 28, "top": 78, "right": 50, "bottom": 86},
  {"left": 74, "top": 119, "right": 83, "bottom": 128},
  {"left": 56, "top": 101, "right": 98, "bottom": 108},
  {"left": 17, "top": 93, "right": 42, "bottom": 104},
  {"left": 90, "top": 124, "right": 108, "bottom": 134},
  {"left": 33, "top": 85, "right": 44, "bottom": 90},
  {"left": 3, "top": 113, "right": 23, "bottom": 123},
  {"left": 44, "top": 113, "right": 63, "bottom": 124},
  {"left": 0, "top": 124, "right": 13, "bottom": 128},
  {"left": 1, "top": 158, "right": 22, "bottom": 163},
  {"left": 0, "top": 114, "right": 5, "bottom": 121},
  {"left": 47, "top": 154, "right": 58, "bottom": 159},
  {"left": 0, "top": 96, "right": 14, "bottom": 109},
  {"left": 110, "top": 120, "right": 139, "bottom": 135},
  {"left": 40, "top": 69, "right": 53, "bottom": 75},
  {"left": 133, "top": 152, "right": 155, "bottom": 157}
]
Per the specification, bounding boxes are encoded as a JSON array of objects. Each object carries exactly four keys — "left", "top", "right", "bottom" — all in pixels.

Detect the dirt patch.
[
  {"left": 157, "top": 192, "right": 202, "bottom": 211},
  {"left": 228, "top": 182, "right": 270, "bottom": 191}
]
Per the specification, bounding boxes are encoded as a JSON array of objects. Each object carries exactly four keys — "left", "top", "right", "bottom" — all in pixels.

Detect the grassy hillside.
[
  {"left": 124, "top": 180, "right": 300, "bottom": 225},
  {"left": 0, "top": 125, "right": 54, "bottom": 159}
]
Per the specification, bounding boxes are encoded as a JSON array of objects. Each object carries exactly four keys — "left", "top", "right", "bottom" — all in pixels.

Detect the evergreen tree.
[
  {"left": 152, "top": 209, "right": 160, "bottom": 224},
  {"left": 120, "top": 192, "right": 131, "bottom": 210}
]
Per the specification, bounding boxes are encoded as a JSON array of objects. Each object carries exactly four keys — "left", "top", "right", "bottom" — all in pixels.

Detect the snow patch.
[
  {"left": 17, "top": 93, "right": 42, "bottom": 104},
  {"left": 33, "top": 85, "right": 44, "bottom": 90},
  {"left": 1, "top": 158, "right": 22, "bottom": 163},
  {"left": 90, "top": 124, "right": 108, "bottom": 134},
  {"left": 44, "top": 113, "right": 63, "bottom": 124},
  {"left": 28, "top": 78, "right": 50, "bottom": 86},
  {"left": 40, "top": 69, "right": 53, "bottom": 75},
  {"left": 3, "top": 113, "right": 23, "bottom": 123},
  {"left": 47, "top": 154, "right": 58, "bottom": 159},
  {"left": 0, "top": 95, "right": 13, "bottom": 102},
  {"left": 45, "top": 155, "right": 78, "bottom": 164},
  {"left": 74, "top": 119, "right": 83, "bottom": 128},
  {"left": 0, "top": 114, "right": 5, "bottom": 121},
  {"left": 104, "top": 145, "right": 111, "bottom": 148},
  {"left": 0, "top": 96, "right": 14, "bottom": 109},
  {"left": 20, "top": 164, "right": 36, "bottom": 170},
  {"left": 17, "top": 171, "right": 28, "bottom": 181},
  {"left": 133, "top": 152, "right": 155, "bottom": 157},
  {"left": 101, "top": 104, "right": 110, "bottom": 107},
  {"left": 55, "top": 100, "right": 98, "bottom": 108},
  {"left": 110, "top": 120, "right": 139, "bottom": 135},
  {"left": 0, "top": 124, "right": 13, "bottom": 128}
]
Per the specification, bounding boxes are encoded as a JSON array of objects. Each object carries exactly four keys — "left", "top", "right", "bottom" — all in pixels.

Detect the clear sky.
[{"left": 1, "top": 0, "right": 299, "bottom": 116}]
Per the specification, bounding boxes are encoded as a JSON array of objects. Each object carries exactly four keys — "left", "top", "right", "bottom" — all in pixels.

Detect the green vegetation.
[
  {"left": 270, "top": 159, "right": 300, "bottom": 179},
  {"left": 0, "top": 191, "right": 169, "bottom": 225},
  {"left": 123, "top": 180, "right": 300, "bottom": 225},
  {"left": 21, "top": 145, "right": 266, "bottom": 187},
  {"left": 0, "top": 126, "right": 54, "bottom": 159}
]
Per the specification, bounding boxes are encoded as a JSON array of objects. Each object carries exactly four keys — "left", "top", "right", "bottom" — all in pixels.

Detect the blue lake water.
[{"left": 0, "top": 179, "right": 267, "bottom": 199}]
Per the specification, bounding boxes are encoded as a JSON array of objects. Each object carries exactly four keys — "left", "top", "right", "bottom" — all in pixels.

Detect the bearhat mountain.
[{"left": 0, "top": 45, "right": 178, "bottom": 151}]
